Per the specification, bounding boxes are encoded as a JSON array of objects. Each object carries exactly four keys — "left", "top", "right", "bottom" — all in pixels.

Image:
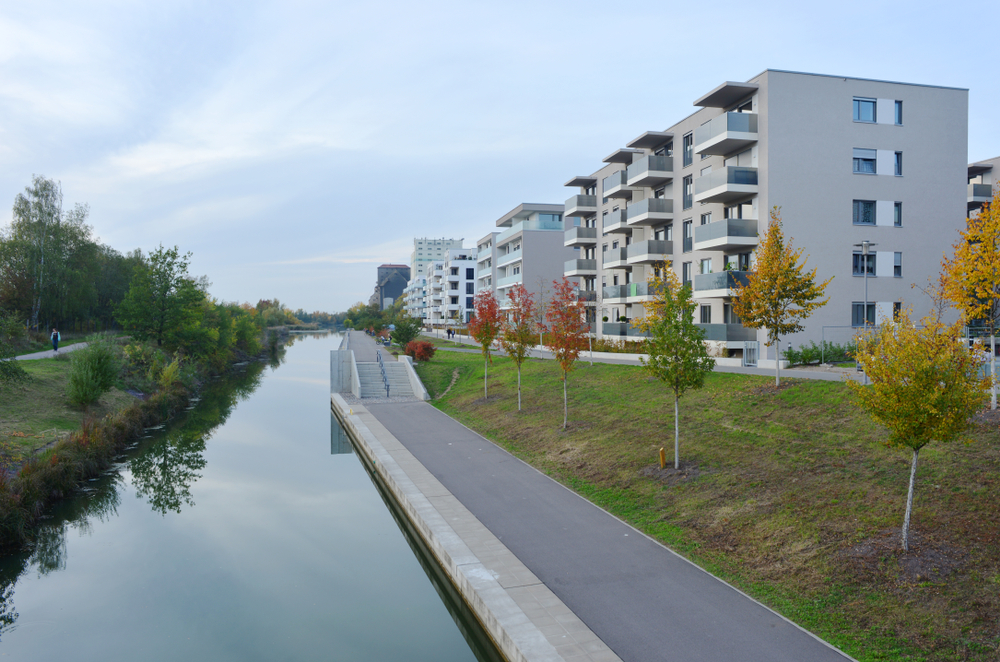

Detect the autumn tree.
[
  {"left": 732, "top": 207, "right": 832, "bottom": 386},
  {"left": 636, "top": 269, "right": 715, "bottom": 469},
  {"left": 544, "top": 278, "right": 590, "bottom": 429},
  {"left": 942, "top": 188, "right": 1000, "bottom": 410},
  {"left": 467, "top": 289, "right": 503, "bottom": 400},
  {"left": 498, "top": 284, "right": 536, "bottom": 411},
  {"left": 846, "top": 308, "right": 989, "bottom": 552}
]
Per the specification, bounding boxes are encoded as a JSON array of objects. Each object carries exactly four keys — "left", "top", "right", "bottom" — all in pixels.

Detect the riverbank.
[{"left": 414, "top": 350, "right": 1000, "bottom": 661}]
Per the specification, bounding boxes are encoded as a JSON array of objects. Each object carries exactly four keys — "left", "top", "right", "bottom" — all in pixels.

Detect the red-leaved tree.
[
  {"left": 498, "top": 284, "right": 536, "bottom": 411},
  {"left": 467, "top": 289, "right": 503, "bottom": 400},
  {"left": 545, "top": 278, "right": 590, "bottom": 429}
]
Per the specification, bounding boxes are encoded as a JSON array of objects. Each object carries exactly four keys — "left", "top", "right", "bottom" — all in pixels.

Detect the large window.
[
  {"left": 853, "top": 98, "right": 876, "bottom": 122},
  {"left": 683, "top": 133, "right": 693, "bottom": 167},
  {"left": 853, "top": 200, "right": 876, "bottom": 225},
  {"left": 682, "top": 262, "right": 692, "bottom": 286},
  {"left": 700, "top": 258, "right": 712, "bottom": 274},
  {"left": 853, "top": 148, "right": 876, "bottom": 174},
  {"left": 700, "top": 212, "right": 712, "bottom": 225},
  {"left": 466, "top": 268, "right": 474, "bottom": 279},
  {"left": 852, "top": 302, "right": 876, "bottom": 327},
  {"left": 683, "top": 221, "right": 693, "bottom": 253},
  {"left": 683, "top": 176, "right": 693, "bottom": 210},
  {"left": 852, "top": 252, "right": 876, "bottom": 275},
  {"left": 894, "top": 152, "right": 903, "bottom": 176},
  {"left": 700, "top": 305, "right": 712, "bottom": 324}
]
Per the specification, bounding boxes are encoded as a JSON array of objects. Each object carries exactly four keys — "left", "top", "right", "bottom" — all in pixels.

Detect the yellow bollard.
[{"left": 659, "top": 447, "right": 666, "bottom": 469}]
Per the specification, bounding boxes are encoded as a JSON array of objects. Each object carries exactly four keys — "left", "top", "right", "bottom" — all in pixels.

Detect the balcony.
[
  {"left": 496, "top": 273, "right": 523, "bottom": 289},
  {"left": 693, "top": 218, "right": 758, "bottom": 252},
  {"left": 626, "top": 197, "right": 674, "bottom": 227},
  {"left": 603, "top": 247, "right": 630, "bottom": 270},
  {"left": 578, "top": 290, "right": 597, "bottom": 305},
  {"left": 565, "top": 194, "right": 598, "bottom": 217},
  {"left": 565, "top": 259, "right": 597, "bottom": 277},
  {"left": 477, "top": 267, "right": 493, "bottom": 279},
  {"left": 603, "top": 209, "right": 631, "bottom": 234},
  {"left": 627, "top": 327, "right": 650, "bottom": 338},
  {"left": 626, "top": 155, "right": 673, "bottom": 188},
  {"left": 602, "top": 170, "right": 633, "bottom": 199},
  {"left": 969, "top": 183, "right": 994, "bottom": 210},
  {"left": 627, "top": 282, "right": 664, "bottom": 302},
  {"left": 695, "top": 323, "right": 757, "bottom": 343},
  {"left": 692, "top": 270, "right": 750, "bottom": 298},
  {"left": 694, "top": 112, "right": 758, "bottom": 156},
  {"left": 430, "top": 280, "right": 443, "bottom": 290},
  {"left": 603, "top": 284, "right": 629, "bottom": 301},
  {"left": 626, "top": 240, "right": 672, "bottom": 265},
  {"left": 498, "top": 247, "right": 522, "bottom": 267},
  {"left": 694, "top": 167, "right": 758, "bottom": 204},
  {"left": 477, "top": 247, "right": 492, "bottom": 262},
  {"left": 602, "top": 322, "right": 629, "bottom": 337},
  {"left": 565, "top": 226, "right": 598, "bottom": 247}
]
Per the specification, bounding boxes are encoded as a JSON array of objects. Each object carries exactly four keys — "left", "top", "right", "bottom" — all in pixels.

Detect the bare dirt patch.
[
  {"left": 639, "top": 461, "right": 703, "bottom": 486},
  {"left": 840, "top": 528, "right": 968, "bottom": 584}
]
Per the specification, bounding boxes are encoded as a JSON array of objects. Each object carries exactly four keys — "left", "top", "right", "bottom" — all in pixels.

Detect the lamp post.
[{"left": 853, "top": 240, "right": 877, "bottom": 385}]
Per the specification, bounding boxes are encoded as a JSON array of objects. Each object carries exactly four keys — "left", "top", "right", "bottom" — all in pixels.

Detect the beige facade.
[
  {"left": 564, "top": 69, "right": 969, "bottom": 361},
  {"left": 968, "top": 156, "right": 1000, "bottom": 217}
]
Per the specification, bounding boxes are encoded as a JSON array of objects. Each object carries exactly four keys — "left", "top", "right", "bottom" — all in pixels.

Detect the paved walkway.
[
  {"left": 15, "top": 342, "right": 88, "bottom": 360},
  {"left": 345, "top": 330, "right": 383, "bottom": 362}
]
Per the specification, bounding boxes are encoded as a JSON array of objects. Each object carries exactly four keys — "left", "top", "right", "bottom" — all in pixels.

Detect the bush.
[
  {"left": 592, "top": 338, "right": 648, "bottom": 354},
  {"left": 68, "top": 337, "right": 120, "bottom": 406},
  {"left": 782, "top": 340, "right": 857, "bottom": 366},
  {"left": 405, "top": 341, "right": 436, "bottom": 362}
]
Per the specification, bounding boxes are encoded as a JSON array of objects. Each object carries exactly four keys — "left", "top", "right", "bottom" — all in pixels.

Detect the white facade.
[
  {"left": 422, "top": 249, "right": 478, "bottom": 326},
  {"left": 411, "top": 238, "right": 465, "bottom": 278}
]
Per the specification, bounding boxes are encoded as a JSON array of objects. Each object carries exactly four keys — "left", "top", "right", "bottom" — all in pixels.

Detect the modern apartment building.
[
  {"left": 475, "top": 231, "right": 499, "bottom": 294},
  {"left": 403, "top": 276, "right": 428, "bottom": 320},
  {"left": 488, "top": 203, "right": 577, "bottom": 311},
  {"left": 410, "top": 238, "right": 465, "bottom": 278},
  {"left": 563, "top": 69, "right": 968, "bottom": 361},
  {"left": 423, "top": 248, "right": 478, "bottom": 327},
  {"left": 968, "top": 156, "right": 999, "bottom": 217}
]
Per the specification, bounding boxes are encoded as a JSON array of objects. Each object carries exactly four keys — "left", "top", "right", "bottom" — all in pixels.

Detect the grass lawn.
[
  {"left": 415, "top": 349, "right": 1000, "bottom": 662},
  {"left": 0, "top": 355, "right": 136, "bottom": 466}
]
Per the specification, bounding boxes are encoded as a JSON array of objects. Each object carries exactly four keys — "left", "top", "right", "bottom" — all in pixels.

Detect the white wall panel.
[
  {"left": 877, "top": 99, "right": 895, "bottom": 125},
  {"left": 876, "top": 150, "right": 895, "bottom": 176},
  {"left": 876, "top": 200, "right": 895, "bottom": 226},
  {"left": 876, "top": 251, "right": 894, "bottom": 278}
]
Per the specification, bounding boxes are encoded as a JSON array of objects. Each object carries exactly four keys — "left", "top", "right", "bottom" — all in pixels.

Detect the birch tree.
[
  {"left": 732, "top": 207, "right": 832, "bottom": 385},
  {"left": 10, "top": 176, "right": 63, "bottom": 329}
]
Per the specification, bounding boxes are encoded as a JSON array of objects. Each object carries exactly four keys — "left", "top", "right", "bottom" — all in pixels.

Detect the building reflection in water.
[{"left": 330, "top": 413, "right": 354, "bottom": 455}]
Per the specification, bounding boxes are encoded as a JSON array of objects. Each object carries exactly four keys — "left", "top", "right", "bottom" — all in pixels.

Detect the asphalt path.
[
  {"left": 366, "top": 400, "right": 854, "bottom": 662},
  {"left": 15, "top": 342, "right": 88, "bottom": 360}
]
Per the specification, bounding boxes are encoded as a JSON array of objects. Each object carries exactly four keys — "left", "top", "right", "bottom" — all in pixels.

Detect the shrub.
[
  {"left": 405, "top": 341, "right": 436, "bottom": 362},
  {"left": 68, "top": 337, "right": 120, "bottom": 406},
  {"left": 782, "top": 340, "right": 857, "bottom": 366}
]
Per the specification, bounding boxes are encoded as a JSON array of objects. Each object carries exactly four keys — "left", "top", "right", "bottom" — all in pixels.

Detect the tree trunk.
[
  {"left": 775, "top": 338, "right": 780, "bottom": 386},
  {"left": 588, "top": 333, "right": 592, "bottom": 366},
  {"left": 674, "top": 395, "right": 680, "bottom": 470},
  {"left": 517, "top": 365, "right": 522, "bottom": 411},
  {"left": 484, "top": 358, "right": 488, "bottom": 401},
  {"left": 902, "top": 448, "right": 919, "bottom": 552},
  {"left": 562, "top": 372, "right": 568, "bottom": 430},
  {"left": 991, "top": 334, "right": 996, "bottom": 411}
]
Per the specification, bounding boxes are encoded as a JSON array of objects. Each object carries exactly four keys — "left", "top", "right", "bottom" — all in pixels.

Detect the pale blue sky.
[{"left": 1, "top": 0, "right": 995, "bottom": 312}]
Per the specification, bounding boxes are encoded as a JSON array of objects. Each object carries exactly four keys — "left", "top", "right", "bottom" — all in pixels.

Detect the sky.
[{"left": 1, "top": 0, "right": 996, "bottom": 313}]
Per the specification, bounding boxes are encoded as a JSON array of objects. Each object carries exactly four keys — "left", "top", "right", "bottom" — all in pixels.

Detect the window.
[
  {"left": 683, "top": 221, "right": 693, "bottom": 253},
  {"left": 466, "top": 283, "right": 474, "bottom": 294},
  {"left": 513, "top": 266, "right": 520, "bottom": 275},
  {"left": 853, "top": 200, "right": 876, "bottom": 225},
  {"left": 894, "top": 252, "right": 902, "bottom": 277},
  {"left": 450, "top": 267, "right": 458, "bottom": 275},
  {"left": 701, "top": 212, "right": 712, "bottom": 225},
  {"left": 700, "top": 305, "right": 712, "bottom": 324},
  {"left": 612, "top": 240, "right": 619, "bottom": 249},
  {"left": 466, "top": 297, "right": 473, "bottom": 309},
  {"left": 682, "top": 262, "right": 692, "bottom": 285},
  {"left": 700, "top": 258, "right": 712, "bottom": 275},
  {"left": 683, "top": 175, "right": 693, "bottom": 209},
  {"left": 683, "top": 133, "right": 693, "bottom": 167},
  {"left": 852, "top": 252, "right": 875, "bottom": 275},
  {"left": 853, "top": 97, "right": 876, "bottom": 123},
  {"left": 894, "top": 202, "right": 902, "bottom": 227},
  {"left": 893, "top": 301, "right": 902, "bottom": 319},
  {"left": 725, "top": 202, "right": 752, "bottom": 219},
  {"left": 602, "top": 243, "right": 608, "bottom": 253},
  {"left": 665, "top": 224, "right": 673, "bottom": 241},
  {"left": 723, "top": 303, "right": 741, "bottom": 325},
  {"left": 654, "top": 186, "right": 666, "bottom": 199},
  {"left": 451, "top": 296, "right": 458, "bottom": 305},
  {"left": 853, "top": 148, "right": 876, "bottom": 174},
  {"left": 466, "top": 268, "right": 474, "bottom": 279},
  {"left": 894, "top": 152, "right": 902, "bottom": 176},
  {"left": 852, "top": 302, "right": 876, "bottom": 327},
  {"left": 894, "top": 100, "right": 903, "bottom": 125}
]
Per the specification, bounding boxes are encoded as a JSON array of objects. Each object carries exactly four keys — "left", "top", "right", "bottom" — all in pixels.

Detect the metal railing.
[
  {"left": 694, "top": 112, "right": 758, "bottom": 149},
  {"left": 376, "top": 349, "right": 389, "bottom": 397}
]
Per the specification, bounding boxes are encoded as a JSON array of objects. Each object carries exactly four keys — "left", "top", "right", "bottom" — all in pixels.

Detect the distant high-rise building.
[{"left": 411, "top": 238, "right": 465, "bottom": 278}]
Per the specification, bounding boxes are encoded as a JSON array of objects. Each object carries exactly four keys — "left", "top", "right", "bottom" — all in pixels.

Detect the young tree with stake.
[
  {"left": 846, "top": 307, "right": 989, "bottom": 552},
  {"left": 498, "top": 284, "right": 536, "bottom": 411},
  {"left": 544, "top": 278, "right": 590, "bottom": 430},
  {"left": 636, "top": 268, "right": 715, "bottom": 469},
  {"left": 942, "top": 189, "right": 1000, "bottom": 410},
  {"left": 732, "top": 207, "right": 832, "bottom": 386},
  {"left": 467, "top": 290, "right": 503, "bottom": 401}
]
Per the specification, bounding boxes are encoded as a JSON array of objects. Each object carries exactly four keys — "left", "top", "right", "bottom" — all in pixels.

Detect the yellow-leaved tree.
[
  {"left": 732, "top": 207, "right": 832, "bottom": 386},
  {"left": 942, "top": 189, "right": 1000, "bottom": 410},
  {"left": 846, "top": 308, "right": 989, "bottom": 552}
]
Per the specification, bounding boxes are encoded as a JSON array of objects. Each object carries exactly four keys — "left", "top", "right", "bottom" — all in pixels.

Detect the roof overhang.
[
  {"left": 602, "top": 148, "right": 642, "bottom": 164},
  {"left": 626, "top": 131, "right": 674, "bottom": 150},
  {"left": 494, "top": 202, "right": 565, "bottom": 227},
  {"left": 694, "top": 82, "right": 759, "bottom": 108},
  {"left": 969, "top": 162, "right": 994, "bottom": 177},
  {"left": 564, "top": 176, "right": 597, "bottom": 188}
]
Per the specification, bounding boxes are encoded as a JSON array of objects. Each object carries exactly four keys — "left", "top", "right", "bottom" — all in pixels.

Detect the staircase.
[{"left": 356, "top": 362, "right": 415, "bottom": 398}]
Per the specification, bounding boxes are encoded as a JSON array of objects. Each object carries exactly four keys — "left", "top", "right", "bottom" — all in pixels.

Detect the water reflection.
[{"left": 330, "top": 413, "right": 354, "bottom": 455}]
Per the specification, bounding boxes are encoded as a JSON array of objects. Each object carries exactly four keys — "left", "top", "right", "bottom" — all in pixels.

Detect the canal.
[{"left": 0, "top": 332, "right": 488, "bottom": 661}]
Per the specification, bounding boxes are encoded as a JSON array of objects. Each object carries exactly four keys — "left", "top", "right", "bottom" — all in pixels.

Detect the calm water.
[{"left": 0, "top": 332, "right": 482, "bottom": 661}]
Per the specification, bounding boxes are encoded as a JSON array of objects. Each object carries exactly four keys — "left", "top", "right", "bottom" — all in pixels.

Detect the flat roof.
[
  {"left": 757, "top": 69, "right": 968, "bottom": 92},
  {"left": 564, "top": 176, "right": 597, "bottom": 187},
  {"left": 495, "top": 203, "right": 565, "bottom": 228},
  {"left": 694, "top": 81, "right": 759, "bottom": 108},
  {"left": 602, "top": 147, "right": 642, "bottom": 164},
  {"left": 626, "top": 131, "right": 674, "bottom": 149}
]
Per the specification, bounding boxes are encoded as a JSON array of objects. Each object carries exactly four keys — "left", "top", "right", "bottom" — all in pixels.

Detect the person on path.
[{"left": 51, "top": 328, "right": 60, "bottom": 353}]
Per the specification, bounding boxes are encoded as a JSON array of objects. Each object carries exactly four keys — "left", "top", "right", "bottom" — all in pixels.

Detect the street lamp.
[{"left": 853, "top": 240, "right": 877, "bottom": 385}]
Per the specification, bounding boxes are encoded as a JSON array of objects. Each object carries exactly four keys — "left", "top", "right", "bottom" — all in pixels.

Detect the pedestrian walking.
[{"left": 51, "top": 328, "right": 60, "bottom": 353}]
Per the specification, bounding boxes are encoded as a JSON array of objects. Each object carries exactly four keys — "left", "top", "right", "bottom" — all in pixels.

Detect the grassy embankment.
[{"left": 414, "top": 349, "right": 1000, "bottom": 662}]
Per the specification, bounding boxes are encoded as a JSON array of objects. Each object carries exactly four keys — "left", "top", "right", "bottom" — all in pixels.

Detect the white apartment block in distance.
[
  {"left": 403, "top": 276, "right": 428, "bottom": 320},
  {"left": 563, "top": 69, "right": 968, "bottom": 362},
  {"left": 968, "top": 156, "right": 1000, "bottom": 218},
  {"left": 476, "top": 231, "right": 499, "bottom": 294},
  {"left": 423, "top": 248, "right": 478, "bottom": 327},
  {"left": 411, "top": 237, "right": 465, "bottom": 278},
  {"left": 490, "top": 203, "right": 577, "bottom": 311}
]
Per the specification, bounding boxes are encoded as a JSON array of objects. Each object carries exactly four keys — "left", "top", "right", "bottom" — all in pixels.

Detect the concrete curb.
[{"left": 331, "top": 393, "right": 621, "bottom": 662}]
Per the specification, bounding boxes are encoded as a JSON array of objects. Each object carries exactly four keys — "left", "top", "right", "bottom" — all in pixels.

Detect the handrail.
[{"left": 376, "top": 349, "right": 390, "bottom": 397}]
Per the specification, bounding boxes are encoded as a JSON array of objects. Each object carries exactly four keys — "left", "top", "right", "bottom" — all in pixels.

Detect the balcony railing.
[
  {"left": 565, "top": 194, "right": 598, "bottom": 217},
  {"left": 694, "top": 167, "right": 758, "bottom": 204},
  {"left": 604, "top": 246, "right": 629, "bottom": 269},
  {"left": 694, "top": 112, "right": 758, "bottom": 156},
  {"left": 497, "top": 217, "right": 563, "bottom": 244},
  {"left": 477, "top": 267, "right": 493, "bottom": 279},
  {"left": 601, "top": 170, "right": 632, "bottom": 199},
  {"left": 498, "top": 247, "right": 522, "bottom": 266},
  {"left": 578, "top": 290, "right": 597, "bottom": 303},
  {"left": 602, "top": 322, "right": 629, "bottom": 336},
  {"left": 496, "top": 273, "right": 523, "bottom": 288},
  {"left": 693, "top": 218, "right": 758, "bottom": 251},
  {"left": 477, "top": 247, "right": 492, "bottom": 261},
  {"left": 692, "top": 270, "right": 750, "bottom": 296},
  {"left": 626, "top": 197, "right": 673, "bottom": 226},
  {"left": 603, "top": 209, "right": 630, "bottom": 234},
  {"left": 564, "top": 259, "right": 597, "bottom": 276},
  {"left": 695, "top": 323, "right": 757, "bottom": 342},
  {"left": 969, "top": 183, "right": 993, "bottom": 210},
  {"left": 603, "top": 284, "right": 629, "bottom": 299},
  {"left": 627, "top": 282, "right": 664, "bottom": 299},
  {"left": 565, "top": 226, "right": 598, "bottom": 246},
  {"left": 626, "top": 240, "right": 672, "bottom": 265},
  {"left": 626, "top": 155, "right": 672, "bottom": 188}
]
